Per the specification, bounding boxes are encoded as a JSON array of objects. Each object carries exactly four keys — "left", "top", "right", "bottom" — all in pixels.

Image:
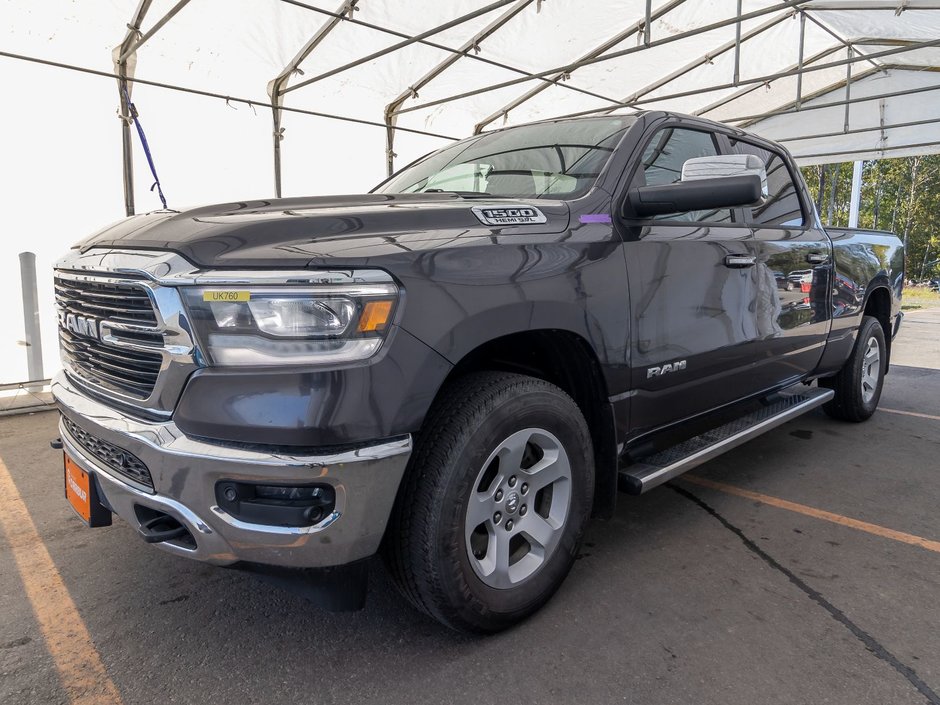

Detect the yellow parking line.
[
  {"left": 0, "top": 456, "right": 123, "bottom": 705},
  {"left": 881, "top": 407, "right": 940, "bottom": 422},
  {"left": 683, "top": 475, "right": 940, "bottom": 554}
]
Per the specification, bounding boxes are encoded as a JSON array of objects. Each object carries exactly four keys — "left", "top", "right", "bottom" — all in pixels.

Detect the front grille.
[
  {"left": 54, "top": 277, "right": 157, "bottom": 325},
  {"left": 62, "top": 415, "right": 154, "bottom": 489},
  {"left": 55, "top": 276, "right": 163, "bottom": 400}
]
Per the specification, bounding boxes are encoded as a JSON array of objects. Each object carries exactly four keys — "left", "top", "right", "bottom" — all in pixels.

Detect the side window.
[
  {"left": 730, "top": 139, "right": 804, "bottom": 227},
  {"left": 639, "top": 127, "right": 733, "bottom": 223}
]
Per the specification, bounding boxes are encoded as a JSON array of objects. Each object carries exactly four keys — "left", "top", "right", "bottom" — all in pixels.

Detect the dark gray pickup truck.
[{"left": 54, "top": 111, "right": 903, "bottom": 632}]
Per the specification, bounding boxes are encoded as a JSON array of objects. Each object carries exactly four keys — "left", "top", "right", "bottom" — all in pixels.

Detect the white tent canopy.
[{"left": 2, "top": 0, "right": 939, "bottom": 383}]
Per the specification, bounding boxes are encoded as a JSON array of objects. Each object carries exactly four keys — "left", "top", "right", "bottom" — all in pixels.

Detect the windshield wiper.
[{"left": 423, "top": 189, "right": 493, "bottom": 198}]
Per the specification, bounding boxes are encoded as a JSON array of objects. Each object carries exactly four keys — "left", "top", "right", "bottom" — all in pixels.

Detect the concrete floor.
[{"left": 1, "top": 309, "right": 939, "bottom": 705}]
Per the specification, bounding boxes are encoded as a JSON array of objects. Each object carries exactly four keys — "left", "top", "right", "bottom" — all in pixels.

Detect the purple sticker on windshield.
[{"left": 579, "top": 214, "right": 612, "bottom": 224}]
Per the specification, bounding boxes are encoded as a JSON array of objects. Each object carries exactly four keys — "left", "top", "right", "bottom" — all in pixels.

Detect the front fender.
[{"left": 391, "top": 240, "right": 631, "bottom": 380}]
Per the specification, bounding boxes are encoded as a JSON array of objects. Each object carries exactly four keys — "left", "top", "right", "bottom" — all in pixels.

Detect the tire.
[
  {"left": 383, "top": 371, "right": 594, "bottom": 633},
  {"left": 820, "top": 315, "right": 886, "bottom": 422}
]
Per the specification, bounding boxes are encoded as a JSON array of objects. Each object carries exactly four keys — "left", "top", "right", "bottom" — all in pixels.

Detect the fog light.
[
  {"left": 254, "top": 485, "right": 325, "bottom": 501},
  {"left": 215, "top": 481, "right": 335, "bottom": 528}
]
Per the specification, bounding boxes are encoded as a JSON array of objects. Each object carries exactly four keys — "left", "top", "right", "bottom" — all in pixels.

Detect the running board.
[{"left": 618, "top": 387, "right": 834, "bottom": 495}]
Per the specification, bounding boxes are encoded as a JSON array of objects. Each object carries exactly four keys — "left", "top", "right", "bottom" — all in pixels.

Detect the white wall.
[{"left": 0, "top": 59, "right": 448, "bottom": 384}]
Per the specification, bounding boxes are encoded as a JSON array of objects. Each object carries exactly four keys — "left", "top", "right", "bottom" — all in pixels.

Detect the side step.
[{"left": 618, "top": 387, "right": 834, "bottom": 495}]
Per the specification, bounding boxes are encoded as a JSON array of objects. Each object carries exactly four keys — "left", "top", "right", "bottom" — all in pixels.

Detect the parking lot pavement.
[{"left": 1, "top": 311, "right": 938, "bottom": 705}]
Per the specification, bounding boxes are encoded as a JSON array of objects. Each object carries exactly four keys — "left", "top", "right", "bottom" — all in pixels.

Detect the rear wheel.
[
  {"left": 820, "top": 315, "right": 886, "bottom": 422},
  {"left": 384, "top": 372, "right": 594, "bottom": 633}
]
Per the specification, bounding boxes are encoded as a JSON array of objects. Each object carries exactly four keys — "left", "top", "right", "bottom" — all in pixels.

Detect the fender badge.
[{"left": 471, "top": 206, "right": 548, "bottom": 226}]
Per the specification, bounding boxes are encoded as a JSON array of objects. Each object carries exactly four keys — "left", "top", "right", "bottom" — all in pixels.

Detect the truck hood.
[{"left": 76, "top": 193, "right": 571, "bottom": 268}]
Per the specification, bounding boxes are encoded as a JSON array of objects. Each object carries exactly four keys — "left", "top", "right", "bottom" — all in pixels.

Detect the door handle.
[
  {"left": 724, "top": 254, "right": 756, "bottom": 268},
  {"left": 806, "top": 252, "right": 829, "bottom": 264}
]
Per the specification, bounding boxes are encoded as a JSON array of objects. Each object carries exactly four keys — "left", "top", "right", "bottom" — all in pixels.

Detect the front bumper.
[{"left": 53, "top": 372, "right": 411, "bottom": 568}]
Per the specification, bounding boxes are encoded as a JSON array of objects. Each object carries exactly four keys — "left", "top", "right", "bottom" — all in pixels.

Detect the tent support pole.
[
  {"left": 284, "top": 0, "right": 625, "bottom": 107},
  {"left": 384, "top": 0, "right": 534, "bottom": 176},
  {"left": 802, "top": 12, "right": 881, "bottom": 73},
  {"left": 644, "top": 0, "right": 652, "bottom": 45},
  {"left": 777, "top": 116, "right": 940, "bottom": 143},
  {"left": 114, "top": 0, "right": 184, "bottom": 216},
  {"left": 844, "top": 47, "right": 853, "bottom": 132},
  {"left": 796, "top": 11, "right": 805, "bottom": 107},
  {"left": 726, "top": 79, "right": 940, "bottom": 123},
  {"left": 472, "top": 0, "right": 689, "bottom": 133},
  {"left": 592, "top": 10, "right": 794, "bottom": 119},
  {"left": 395, "top": 0, "right": 811, "bottom": 117},
  {"left": 268, "top": 0, "right": 356, "bottom": 198},
  {"left": 114, "top": 0, "right": 154, "bottom": 217},
  {"left": 18, "top": 252, "right": 43, "bottom": 383},
  {"left": 120, "top": 101, "right": 135, "bottom": 217},
  {"left": 535, "top": 37, "right": 936, "bottom": 124},
  {"left": 849, "top": 160, "right": 863, "bottom": 228},
  {"left": 733, "top": 0, "right": 743, "bottom": 85},
  {"left": 117, "top": 0, "right": 192, "bottom": 64},
  {"left": 695, "top": 43, "right": 842, "bottom": 118},
  {"left": 285, "top": 0, "right": 522, "bottom": 94}
]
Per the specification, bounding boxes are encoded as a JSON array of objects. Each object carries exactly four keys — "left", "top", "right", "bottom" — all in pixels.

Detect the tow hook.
[
  {"left": 138, "top": 514, "right": 189, "bottom": 544},
  {"left": 50, "top": 438, "right": 63, "bottom": 450}
]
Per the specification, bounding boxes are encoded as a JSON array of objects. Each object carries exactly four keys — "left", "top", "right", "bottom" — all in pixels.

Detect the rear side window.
[
  {"left": 639, "top": 127, "right": 733, "bottom": 223},
  {"left": 730, "top": 139, "right": 804, "bottom": 227}
]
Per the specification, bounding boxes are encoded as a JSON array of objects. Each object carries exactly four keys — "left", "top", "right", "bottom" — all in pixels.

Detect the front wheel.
[
  {"left": 820, "top": 315, "right": 886, "bottom": 422},
  {"left": 383, "top": 372, "right": 594, "bottom": 633}
]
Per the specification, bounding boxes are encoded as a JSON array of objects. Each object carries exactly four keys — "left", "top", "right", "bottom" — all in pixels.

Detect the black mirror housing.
[{"left": 623, "top": 174, "right": 763, "bottom": 219}]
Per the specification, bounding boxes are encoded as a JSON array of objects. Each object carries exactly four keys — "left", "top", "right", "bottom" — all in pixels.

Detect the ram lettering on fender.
[
  {"left": 647, "top": 360, "right": 687, "bottom": 379},
  {"left": 471, "top": 206, "right": 548, "bottom": 226}
]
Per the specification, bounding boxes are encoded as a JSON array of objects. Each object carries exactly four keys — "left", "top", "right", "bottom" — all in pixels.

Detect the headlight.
[{"left": 181, "top": 280, "right": 398, "bottom": 366}]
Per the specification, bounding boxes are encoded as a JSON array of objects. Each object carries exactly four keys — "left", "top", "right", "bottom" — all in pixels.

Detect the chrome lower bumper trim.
[{"left": 53, "top": 372, "right": 411, "bottom": 568}]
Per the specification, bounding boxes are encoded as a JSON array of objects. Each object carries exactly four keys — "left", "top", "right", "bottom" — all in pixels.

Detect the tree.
[{"left": 800, "top": 155, "right": 940, "bottom": 281}]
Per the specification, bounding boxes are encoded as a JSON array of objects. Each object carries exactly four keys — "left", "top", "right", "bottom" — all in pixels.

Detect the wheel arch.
[
  {"left": 428, "top": 329, "right": 619, "bottom": 520},
  {"left": 862, "top": 284, "right": 893, "bottom": 372}
]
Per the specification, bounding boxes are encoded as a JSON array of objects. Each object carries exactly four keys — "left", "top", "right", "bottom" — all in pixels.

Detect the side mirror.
[
  {"left": 624, "top": 174, "right": 763, "bottom": 218},
  {"left": 681, "top": 154, "right": 768, "bottom": 196}
]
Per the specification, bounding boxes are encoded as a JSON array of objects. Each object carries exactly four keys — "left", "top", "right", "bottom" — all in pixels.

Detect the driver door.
[{"left": 621, "top": 124, "right": 767, "bottom": 438}]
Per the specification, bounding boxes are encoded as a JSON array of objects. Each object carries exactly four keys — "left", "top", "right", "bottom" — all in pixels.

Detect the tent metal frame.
[
  {"left": 469, "top": 0, "right": 690, "bottom": 136},
  {"left": 280, "top": 0, "right": 635, "bottom": 106},
  {"left": 114, "top": 0, "right": 192, "bottom": 216},
  {"left": 389, "top": 0, "right": 813, "bottom": 116},
  {"left": 268, "top": 0, "right": 358, "bottom": 198},
  {"left": 520, "top": 38, "right": 940, "bottom": 123},
  {"left": 5, "top": 0, "right": 939, "bottom": 207},
  {"left": 382, "top": 0, "right": 535, "bottom": 176}
]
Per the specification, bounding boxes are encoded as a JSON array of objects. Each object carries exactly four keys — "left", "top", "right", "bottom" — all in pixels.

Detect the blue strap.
[{"left": 122, "top": 85, "right": 168, "bottom": 210}]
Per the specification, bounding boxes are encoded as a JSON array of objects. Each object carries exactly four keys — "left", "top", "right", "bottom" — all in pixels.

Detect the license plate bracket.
[{"left": 64, "top": 452, "right": 112, "bottom": 527}]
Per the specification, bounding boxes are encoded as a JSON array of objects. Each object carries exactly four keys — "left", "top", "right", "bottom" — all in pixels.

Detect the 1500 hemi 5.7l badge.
[{"left": 471, "top": 206, "right": 548, "bottom": 226}]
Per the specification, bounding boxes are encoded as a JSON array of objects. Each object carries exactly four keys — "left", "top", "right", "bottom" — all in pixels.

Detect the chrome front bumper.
[{"left": 53, "top": 372, "right": 411, "bottom": 568}]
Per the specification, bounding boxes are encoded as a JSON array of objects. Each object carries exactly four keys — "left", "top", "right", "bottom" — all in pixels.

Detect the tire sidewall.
[
  {"left": 853, "top": 317, "right": 887, "bottom": 416},
  {"left": 433, "top": 387, "right": 593, "bottom": 625}
]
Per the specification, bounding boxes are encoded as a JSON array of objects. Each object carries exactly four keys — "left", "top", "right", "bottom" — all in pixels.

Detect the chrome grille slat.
[
  {"left": 55, "top": 277, "right": 163, "bottom": 400},
  {"left": 79, "top": 347, "right": 162, "bottom": 374},
  {"left": 53, "top": 287, "right": 154, "bottom": 308},
  {"left": 59, "top": 346, "right": 159, "bottom": 384},
  {"left": 58, "top": 332, "right": 162, "bottom": 362},
  {"left": 54, "top": 277, "right": 157, "bottom": 325}
]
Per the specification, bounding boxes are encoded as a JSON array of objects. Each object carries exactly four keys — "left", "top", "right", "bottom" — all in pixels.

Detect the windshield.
[{"left": 375, "top": 116, "right": 636, "bottom": 200}]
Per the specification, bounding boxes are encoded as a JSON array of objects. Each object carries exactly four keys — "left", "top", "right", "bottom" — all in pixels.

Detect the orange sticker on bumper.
[{"left": 64, "top": 453, "right": 91, "bottom": 523}]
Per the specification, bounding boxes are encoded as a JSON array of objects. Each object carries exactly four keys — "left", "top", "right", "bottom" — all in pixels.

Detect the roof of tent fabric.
[{"left": 2, "top": 0, "right": 940, "bottom": 176}]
